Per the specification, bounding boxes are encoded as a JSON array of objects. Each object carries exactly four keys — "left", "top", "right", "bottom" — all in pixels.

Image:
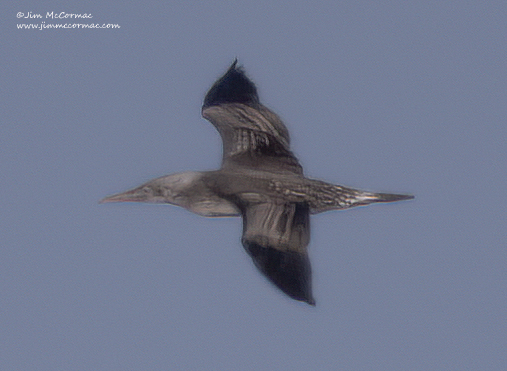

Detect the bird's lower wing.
[{"left": 241, "top": 201, "right": 314, "bottom": 305}]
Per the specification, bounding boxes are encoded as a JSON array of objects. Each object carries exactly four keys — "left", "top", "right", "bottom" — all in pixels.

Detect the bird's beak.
[{"left": 99, "top": 188, "right": 144, "bottom": 204}]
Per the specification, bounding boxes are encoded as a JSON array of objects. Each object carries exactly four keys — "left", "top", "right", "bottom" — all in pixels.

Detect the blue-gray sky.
[{"left": 2, "top": 1, "right": 506, "bottom": 370}]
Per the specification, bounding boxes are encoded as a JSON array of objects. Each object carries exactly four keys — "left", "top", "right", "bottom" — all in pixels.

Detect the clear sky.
[{"left": 2, "top": 1, "right": 506, "bottom": 370}]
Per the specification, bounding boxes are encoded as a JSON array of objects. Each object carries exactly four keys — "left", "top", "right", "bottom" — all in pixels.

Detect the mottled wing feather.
[
  {"left": 203, "top": 104, "right": 302, "bottom": 174},
  {"left": 202, "top": 61, "right": 303, "bottom": 175},
  {"left": 241, "top": 201, "right": 315, "bottom": 305}
]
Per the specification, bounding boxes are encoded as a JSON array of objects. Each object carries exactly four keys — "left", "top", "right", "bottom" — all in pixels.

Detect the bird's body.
[{"left": 101, "top": 60, "right": 413, "bottom": 305}]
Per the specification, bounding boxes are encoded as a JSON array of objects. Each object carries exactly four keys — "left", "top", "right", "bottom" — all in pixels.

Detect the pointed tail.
[
  {"left": 352, "top": 191, "right": 414, "bottom": 206},
  {"left": 308, "top": 180, "right": 414, "bottom": 214},
  {"left": 371, "top": 192, "right": 415, "bottom": 203}
]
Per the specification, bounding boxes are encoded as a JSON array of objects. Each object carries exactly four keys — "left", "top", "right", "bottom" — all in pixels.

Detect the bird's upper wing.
[
  {"left": 240, "top": 200, "right": 314, "bottom": 305},
  {"left": 202, "top": 60, "right": 303, "bottom": 175}
]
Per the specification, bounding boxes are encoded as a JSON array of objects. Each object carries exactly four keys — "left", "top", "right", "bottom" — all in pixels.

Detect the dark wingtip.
[
  {"left": 306, "top": 297, "right": 317, "bottom": 306},
  {"left": 203, "top": 59, "right": 259, "bottom": 108},
  {"left": 243, "top": 241, "right": 315, "bottom": 306}
]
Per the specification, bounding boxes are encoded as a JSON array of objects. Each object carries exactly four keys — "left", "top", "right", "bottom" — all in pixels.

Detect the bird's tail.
[
  {"left": 345, "top": 191, "right": 414, "bottom": 209},
  {"left": 307, "top": 179, "right": 414, "bottom": 214},
  {"left": 365, "top": 192, "right": 415, "bottom": 203}
]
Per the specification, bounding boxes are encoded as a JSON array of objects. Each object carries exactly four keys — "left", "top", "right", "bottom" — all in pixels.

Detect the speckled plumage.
[{"left": 101, "top": 60, "right": 414, "bottom": 305}]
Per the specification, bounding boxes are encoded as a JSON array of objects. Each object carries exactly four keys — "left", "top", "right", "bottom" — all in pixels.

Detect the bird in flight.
[{"left": 101, "top": 60, "right": 413, "bottom": 305}]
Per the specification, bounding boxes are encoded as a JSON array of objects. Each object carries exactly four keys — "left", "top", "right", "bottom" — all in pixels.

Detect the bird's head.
[{"left": 100, "top": 172, "right": 202, "bottom": 206}]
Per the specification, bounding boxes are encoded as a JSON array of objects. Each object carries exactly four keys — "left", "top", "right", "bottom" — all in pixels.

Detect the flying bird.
[{"left": 101, "top": 60, "right": 414, "bottom": 305}]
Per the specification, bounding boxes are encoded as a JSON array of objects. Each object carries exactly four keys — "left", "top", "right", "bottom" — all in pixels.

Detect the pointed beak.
[{"left": 99, "top": 188, "right": 145, "bottom": 204}]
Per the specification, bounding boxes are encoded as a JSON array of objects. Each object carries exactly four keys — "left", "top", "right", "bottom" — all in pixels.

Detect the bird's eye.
[{"left": 142, "top": 187, "right": 151, "bottom": 194}]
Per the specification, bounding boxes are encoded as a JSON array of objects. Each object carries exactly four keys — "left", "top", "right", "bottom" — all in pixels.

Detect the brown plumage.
[{"left": 101, "top": 60, "right": 414, "bottom": 305}]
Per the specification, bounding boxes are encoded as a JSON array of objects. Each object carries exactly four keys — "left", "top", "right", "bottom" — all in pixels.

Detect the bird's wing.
[
  {"left": 240, "top": 200, "right": 315, "bottom": 305},
  {"left": 202, "top": 60, "right": 303, "bottom": 175}
]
